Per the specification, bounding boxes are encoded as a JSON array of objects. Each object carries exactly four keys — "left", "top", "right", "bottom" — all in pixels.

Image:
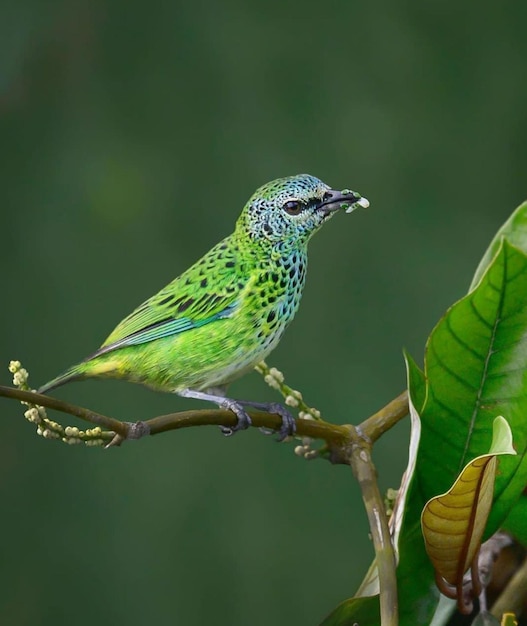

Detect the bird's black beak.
[{"left": 317, "top": 189, "right": 370, "bottom": 215}]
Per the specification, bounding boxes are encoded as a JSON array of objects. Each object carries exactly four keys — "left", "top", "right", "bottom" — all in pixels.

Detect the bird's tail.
[
  {"left": 38, "top": 366, "right": 85, "bottom": 394},
  {"left": 38, "top": 354, "right": 123, "bottom": 394}
]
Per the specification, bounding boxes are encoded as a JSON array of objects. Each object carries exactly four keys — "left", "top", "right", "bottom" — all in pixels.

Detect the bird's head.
[{"left": 236, "top": 174, "right": 369, "bottom": 248}]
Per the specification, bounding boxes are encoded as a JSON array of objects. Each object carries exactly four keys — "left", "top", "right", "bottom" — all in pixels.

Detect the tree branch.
[
  {"left": 0, "top": 384, "right": 351, "bottom": 455},
  {"left": 348, "top": 427, "right": 399, "bottom": 626},
  {"left": 1, "top": 378, "right": 409, "bottom": 626},
  {"left": 359, "top": 391, "right": 409, "bottom": 442},
  {"left": 0, "top": 384, "right": 128, "bottom": 435}
]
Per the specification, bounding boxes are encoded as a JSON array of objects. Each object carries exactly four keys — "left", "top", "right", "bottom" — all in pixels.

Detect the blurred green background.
[{"left": 1, "top": 1, "right": 527, "bottom": 624}]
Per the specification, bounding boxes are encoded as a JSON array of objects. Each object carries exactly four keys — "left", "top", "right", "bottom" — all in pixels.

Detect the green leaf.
[
  {"left": 470, "top": 200, "right": 527, "bottom": 290},
  {"left": 501, "top": 494, "right": 527, "bottom": 546},
  {"left": 395, "top": 240, "right": 527, "bottom": 623},
  {"left": 488, "top": 415, "right": 516, "bottom": 456},
  {"left": 419, "top": 239, "right": 527, "bottom": 532},
  {"left": 323, "top": 239, "right": 527, "bottom": 625},
  {"left": 405, "top": 350, "right": 426, "bottom": 414}
]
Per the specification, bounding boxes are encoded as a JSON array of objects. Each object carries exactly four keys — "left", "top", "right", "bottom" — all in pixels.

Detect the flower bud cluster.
[
  {"left": 9, "top": 360, "right": 108, "bottom": 447},
  {"left": 9, "top": 360, "right": 29, "bottom": 389},
  {"left": 256, "top": 360, "right": 322, "bottom": 422},
  {"left": 294, "top": 438, "right": 319, "bottom": 460}
]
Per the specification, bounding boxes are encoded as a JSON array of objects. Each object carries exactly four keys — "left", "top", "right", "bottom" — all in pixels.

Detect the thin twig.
[
  {"left": 360, "top": 391, "right": 409, "bottom": 442},
  {"left": 349, "top": 429, "right": 399, "bottom": 626},
  {"left": 0, "top": 385, "right": 127, "bottom": 435}
]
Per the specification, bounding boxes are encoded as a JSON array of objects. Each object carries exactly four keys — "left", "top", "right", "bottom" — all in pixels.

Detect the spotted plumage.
[{"left": 39, "top": 174, "right": 368, "bottom": 436}]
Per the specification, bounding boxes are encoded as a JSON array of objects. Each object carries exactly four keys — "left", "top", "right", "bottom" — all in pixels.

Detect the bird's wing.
[{"left": 88, "top": 270, "right": 247, "bottom": 359}]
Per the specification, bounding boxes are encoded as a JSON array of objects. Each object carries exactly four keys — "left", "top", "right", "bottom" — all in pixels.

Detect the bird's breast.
[{"left": 250, "top": 252, "right": 308, "bottom": 331}]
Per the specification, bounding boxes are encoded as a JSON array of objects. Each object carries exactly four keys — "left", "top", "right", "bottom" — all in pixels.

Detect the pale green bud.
[
  {"left": 42, "top": 429, "right": 60, "bottom": 439},
  {"left": 13, "top": 369, "right": 29, "bottom": 387},
  {"left": 285, "top": 395, "right": 299, "bottom": 407},
  {"left": 37, "top": 406, "right": 48, "bottom": 419},
  {"left": 294, "top": 445, "right": 307, "bottom": 457},
  {"left": 63, "top": 437, "right": 82, "bottom": 445},
  {"left": 264, "top": 375, "right": 280, "bottom": 390},
  {"left": 8, "top": 360, "right": 21, "bottom": 373},
  {"left": 85, "top": 439, "right": 103, "bottom": 447},
  {"left": 268, "top": 367, "right": 284, "bottom": 383},
  {"left": 24, "top": 408, "right": 41, "bottom": 423}
]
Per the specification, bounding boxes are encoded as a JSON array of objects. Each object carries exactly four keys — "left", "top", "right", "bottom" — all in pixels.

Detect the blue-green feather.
[{"left": 90, "top": 302, "right": 239, "bottom": 357}]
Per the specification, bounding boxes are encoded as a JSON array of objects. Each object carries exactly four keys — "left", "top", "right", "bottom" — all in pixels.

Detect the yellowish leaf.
[{"left": 421, "top": 417, "right": 516, "bottom": 591}]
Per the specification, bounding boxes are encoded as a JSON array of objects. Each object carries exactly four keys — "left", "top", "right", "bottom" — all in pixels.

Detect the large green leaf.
[
  {"left": 397, "top": 240, "right": 527, "bottom": 625},
  {"left": 418, "top": 238, "right": 527, "bottom": 532},
  {"left": 322, "top": 229, "right": 527, "bottom": 625}
]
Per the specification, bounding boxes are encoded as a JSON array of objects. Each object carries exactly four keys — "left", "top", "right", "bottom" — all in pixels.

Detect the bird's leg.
[
  {"left": 178, "top": 390, "right": 296, "bottom": 440},
  {"left": 178, "top": 388, "right": 252, "bottom": 436},
  {"left": 236, "top": 400, "right": 296, "bottom": 441}
]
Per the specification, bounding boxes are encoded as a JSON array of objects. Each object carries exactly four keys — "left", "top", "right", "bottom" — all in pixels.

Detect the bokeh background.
[{"left": 1, "top": 2, "right": 527, "bottom": 625}]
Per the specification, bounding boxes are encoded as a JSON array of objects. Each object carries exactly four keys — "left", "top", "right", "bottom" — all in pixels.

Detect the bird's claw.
[
  {"left": 259, "top": 403, "right": 296, "bottom": 442},
  {"left": 215, "top": 398, "right": 296, "bottom": 440},
  {"left": 219, "top": 400, "right": 252, "bottom": 436}
]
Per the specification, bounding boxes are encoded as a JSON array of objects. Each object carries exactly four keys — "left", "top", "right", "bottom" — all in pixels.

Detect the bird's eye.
[{"left": 283, "top": 200, "right": 304, "bottom": 215}]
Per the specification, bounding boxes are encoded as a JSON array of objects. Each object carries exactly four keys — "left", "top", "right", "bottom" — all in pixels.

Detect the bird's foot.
[
  {"left": 238, "top": 400, "right": 296, "bottom": 441},
  {"left": 178, "top": 388, "right": 252, "bottom": 436},
  {"left": 218, "top": 399, "right": 252, "bottom": 437},
  {"left": 218, "top": 400, "right": 296, "bottom": 440},
  {"left": 177, "top": 389, "right": 295, "bottom": 439},
  {"left": 262, "top": 402, "right": 296, "bottom": 441}
]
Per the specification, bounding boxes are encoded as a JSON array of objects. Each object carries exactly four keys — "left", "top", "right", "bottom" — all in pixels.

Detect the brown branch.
[
  {"left": 0, "top": 385, "right": 409, "bottom": 454},
  {"left": 348, "top": 427, "right": 399, "bottom": 625},
  {"left": 359, "top": 391, "right": 409, "bottom": 442},
  {"left": 1, "top": 381, "right": 409, "bottom": 626},
  {"left": 0, "top": 384, "right": 351, "bottom": 455},
  {"left": 146, "top": 406, "right": 349, "bottom": 442},
  {"left": 0, "top": 385, "right": 128, "bottom": 436}
]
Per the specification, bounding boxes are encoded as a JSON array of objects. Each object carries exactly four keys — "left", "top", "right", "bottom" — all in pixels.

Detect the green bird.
[{"left": 39, "top": 174, "right": 369, "bottom": 437}]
